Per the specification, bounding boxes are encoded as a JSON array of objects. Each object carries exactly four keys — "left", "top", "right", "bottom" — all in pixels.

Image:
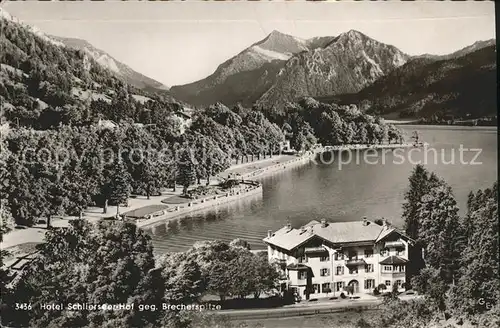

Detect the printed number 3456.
[{"left": 15, "top": 303, "right": 32, "bottom": 310}]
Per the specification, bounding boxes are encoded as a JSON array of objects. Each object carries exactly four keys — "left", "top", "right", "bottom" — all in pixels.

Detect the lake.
[{"left": 145, "top": 125, "right": 498, "bottom": 253}]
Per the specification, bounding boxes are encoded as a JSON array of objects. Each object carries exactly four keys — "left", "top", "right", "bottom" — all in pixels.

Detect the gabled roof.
[
  {"left": 376, "top": 227, "right": 414, "bottom": 244},
  {"left": 264, "top": 220, "right": 407, "bottom": 251},
  {"left": 379, "top": 256, "right": 409, "bottom": 265}
]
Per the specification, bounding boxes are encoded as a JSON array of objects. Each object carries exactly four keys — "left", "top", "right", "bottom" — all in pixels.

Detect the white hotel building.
[{"left": 263, "top": 219, "right": 413, "bottom": 299}]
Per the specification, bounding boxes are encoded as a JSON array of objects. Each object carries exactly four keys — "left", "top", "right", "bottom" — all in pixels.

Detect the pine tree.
[
  {"left": 417, "top": 183, "right": 463, "bottom": 286},
  {"left": 108, "top": 161, "right": 131, "bottom": 216},
  {"left": 176, "top": 149, "right": 196, "bottom": 196},
  {"left": 447, "top": 182, "right": 499, "bottom": 316},
  {"left": 402, "top": 165, "right": 440, "bottom": 282}
]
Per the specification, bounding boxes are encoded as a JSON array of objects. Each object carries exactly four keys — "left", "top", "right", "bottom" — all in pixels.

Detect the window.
[
  {"left": 380, "top": 248, "right": 389, "bottom": 256},
  {"left": 348, "top": 251, "right": 358, "bottom": 260},
  {"left": 395, "top": 280, "right": 402, "bottom": 287},
  {"left": 364, "top": 279, "right": 375, "bottom": 290},
  {"left": 322, "top": 283, "right": 331, "bottom": 293},
  {"left": 298, "top": 271, "right": 307, "bottom": 280},
  {"left": 335, "top": 281, "right": 345, "bottom": 292},
  {"left": 320, "top": 255, "right": 329, "bottom": 262},
  {"left": 396, "top": 248, "right": 405, "bottom": 256},
  {"left": 349, "top": 267, "right": 358, "bottom": 274},
  {"left": 334, "top": 252, "right": 344, "bottom": 260},
  {"left": 336, "top": 266, "right": 344, "bottom": 275},
  {"left": 298, "top": 256, "right": 307, "bottom": 263},
  {"left": 364, "top": 249, "right": 373, "bottom": 258},
  {"left": 385, "top": 280, "right": 391, "bottom": 286},
  {"left": 312, "top": 284, "right": 320, "bottom": 294},
  {"left": 383, "top": 265, "right": 393, "bottom": 272},
  {"left": 364, "top": 264, "right": 374, "bottom": 273},
  {"left": 320, "top": 268, "right": 330, "bottom": 276}
]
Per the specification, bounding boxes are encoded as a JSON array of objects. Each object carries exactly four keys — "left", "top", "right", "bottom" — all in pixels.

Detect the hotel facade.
[{"left": 263, "top": 219, "right": 413, "bottom": 299}]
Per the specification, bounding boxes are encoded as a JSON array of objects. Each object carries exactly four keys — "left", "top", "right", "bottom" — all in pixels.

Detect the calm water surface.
[{"left": 145, "top": 126, "right": 497, "bottom": 253}]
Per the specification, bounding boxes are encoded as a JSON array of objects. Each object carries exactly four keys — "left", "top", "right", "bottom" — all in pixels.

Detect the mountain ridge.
[
  {"left": 50, "top": 36, "right": 169, "bottom": 90},
  {"left": 170, "top": 29, "right": 410, "bottom": 108},
  {"left": 318, "top": 44, "right": 497, "bottom": 120}
]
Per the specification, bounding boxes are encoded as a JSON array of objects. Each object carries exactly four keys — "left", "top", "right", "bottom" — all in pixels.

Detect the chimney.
[
  {"left": 321, "top": 219, "right": 327, "bottom": 228},
  {"left": 382, "top": 218, "right": 389, "bottom": 227},
  {"left": 362, "top": 217, "right": 368, "bottom": 226},
  {"left": 300, "top": 226, "right": 306, "bottom": 233},
  {"left": 286, "top": 223, "right": 292, "bottom": 231},
  {"left": 267, "top": 230, "right": 272, "bottom": 238}
]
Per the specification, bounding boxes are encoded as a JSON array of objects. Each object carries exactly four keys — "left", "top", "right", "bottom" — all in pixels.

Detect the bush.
[
  {"left": 373, "top": 287, "right": 380, "bottom": 296},
  {"left": 340, "top": 292, "right": 346, "bottom": 299}
]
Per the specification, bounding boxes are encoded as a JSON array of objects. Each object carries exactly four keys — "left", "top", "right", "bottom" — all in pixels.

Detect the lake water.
[{"left": 145, "top": 126, "right": 498, "bottom": 253}]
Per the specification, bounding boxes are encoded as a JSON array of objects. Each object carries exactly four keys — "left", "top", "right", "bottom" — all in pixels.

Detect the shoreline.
[
  {"left": 136, "top": 143, "right": 422, "bottom": 229},
  {"left": 136, "top": 154, "right": 313, "bottom": 228},
  {"left": 1, "top": 142, "right": 421, "bottom": 251}
]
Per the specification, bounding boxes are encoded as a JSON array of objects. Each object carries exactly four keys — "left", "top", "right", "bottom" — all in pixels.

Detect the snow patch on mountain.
[{"left": 251, "top": 46, "right": 292, "bottom": 61}]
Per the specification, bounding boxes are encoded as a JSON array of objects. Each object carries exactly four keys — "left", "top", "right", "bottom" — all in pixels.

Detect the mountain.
[
  {"left": 256, "top": 30, "right": 409, "bottom": 108},
  {"left": 170, "top": 30, "right": 311, "bottom": 107},
  {"left": 318, "top": 43, "right": 497, "bottom": 120},
  {"left": 412, "top": 39, "right": 496, "bottom": 61},
  {"left": 171, "top": 30, "right": 409, "bottom": 109},
  {"left": 51, "top": 36, "right": 168, "bottom": 90}
]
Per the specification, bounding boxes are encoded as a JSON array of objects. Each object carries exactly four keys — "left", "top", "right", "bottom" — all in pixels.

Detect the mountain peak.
[
  {"left": 254, "top": 30, "right": 308, "bottom": 54},
  {"left": 338, "top": 29, "right": 367, "bottom": 41}
]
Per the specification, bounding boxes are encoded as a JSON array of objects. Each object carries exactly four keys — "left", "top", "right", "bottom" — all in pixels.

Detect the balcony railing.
[
  {"left": 385, "top": 241, "right": 405, "bottom": 248},
  {"left": 345, "top": 258, "right": 367, "bottom": 266},
  {"left": 304, "top": 246, "right": 328, "bottom": 253}
]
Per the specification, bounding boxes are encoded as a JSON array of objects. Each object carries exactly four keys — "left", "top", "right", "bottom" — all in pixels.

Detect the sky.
[{"left": 2, "top": 1, "right": 496, "bottom": 87}]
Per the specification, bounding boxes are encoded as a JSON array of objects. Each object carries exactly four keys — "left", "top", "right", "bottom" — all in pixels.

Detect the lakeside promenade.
[{"left": 1, "top": 153, "right": 307, "bottom": 253}]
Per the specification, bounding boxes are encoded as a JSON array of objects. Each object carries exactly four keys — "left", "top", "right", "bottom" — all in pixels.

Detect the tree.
[
  {"left": 228, "top": 251, "right": 257, "bottom": 299},
  {"left": 447, "top": 182, "right": 499, "bottom": 316},
  {"left": 207, "top": 261, "right": 233, "bottom": 301},
  {"left": 176, "top": 148, "right": 196, "bottom": 195},
  {"left": 401, "top": 165, "right": 440, "bottom": 281},
  {"left": 3, "top": 220, "right": 163, "bottom": 327},
  {"left": 252, "top": 255, "right": 279, "bottom": 299},
  {"left": 158, "top": 252, "right": 205, "bottom": 304},
  {"left": 417, "top": 183, "right": 464, "bottom": 286},
  {"left": 108, "top": 160, "right": 131, "bottom": 216}
]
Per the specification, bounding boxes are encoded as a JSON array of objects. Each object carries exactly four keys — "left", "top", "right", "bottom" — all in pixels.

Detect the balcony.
[
  {"left": 304, "top": 246, "right": 328, "bottom": 253},
  {"left": 385, "top": 240, "right": 405, "bottom": 248},
  {"left": 345, "top": 258, "right": 367, "bottom": 267}
]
